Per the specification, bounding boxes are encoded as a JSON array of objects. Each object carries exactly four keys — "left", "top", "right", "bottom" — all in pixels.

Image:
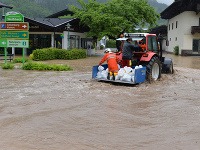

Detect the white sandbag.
[
  {"left": 139, "top": 65, "right": 143, "bottom": 68},
  {"left": 115, "top": 75, "right": 120, "bottom": 80},
  {"left": 124, "top": 66, "right": 132, "bottom": 73},
  {"left": 121, "top": 73, "right": 132, "bottom": 82},
  {"left": 98, "top": 65, "right": 104, "bottom": 71},
  {"left": 129, "top": 69, "right": 135, "bottom": 76},
  {"left": 118, "top": 68, "right": 125, "bottom": 77},
  {"left": 101, "top": 70, "right": 108, "bottom": 79},
  {"left": 131, "top": 76, "right": 135, "bottom": 83},
  {"left": 118, "top": 64, "right": 120, "bottom": 69},
  {"left": 135, "top": 66, "right": 139, "bottom": 69},
  {"left": 96, "top": 72, "right": 102, "bottom": 79}
]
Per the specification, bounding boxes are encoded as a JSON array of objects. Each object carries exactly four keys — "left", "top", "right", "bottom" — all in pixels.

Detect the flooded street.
[{"left": 0, "top": 52, "right": 200, "bottom": 150}]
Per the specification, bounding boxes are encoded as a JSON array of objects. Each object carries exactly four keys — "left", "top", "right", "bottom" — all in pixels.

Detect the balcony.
[{"left": 191, "top": 26, "right": 200, "bottom": 34}]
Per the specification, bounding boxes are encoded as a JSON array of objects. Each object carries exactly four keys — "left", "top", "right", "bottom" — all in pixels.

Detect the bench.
[{"left": 0, "top": 54, "right": 14, "bottom": 62}]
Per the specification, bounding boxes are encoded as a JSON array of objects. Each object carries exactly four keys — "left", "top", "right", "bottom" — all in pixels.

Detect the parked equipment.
[
  {"left": 92, "top": 33, "right": 173, "bottom": 84},
  {"left": 124, "top": 33, "right": 173, "bottom": 83},
  {"left": 92, "top": 64, "right": 146, "bottom": 84}
]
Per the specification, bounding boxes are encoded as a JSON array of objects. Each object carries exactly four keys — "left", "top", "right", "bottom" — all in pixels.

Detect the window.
[
  {"left": 176, "top": 21, "right": 178, "bottom": 28},
  {"left": 169, "top": 24, "right": 170, "bottom": 31},
  {"left": 147, "top": 35, "right": 159, "bottom": 52},
  {"left": 175, "top": 37, "right": 177, "bottom": 41},
  {"left": 172, "top": 23, "right": 174, "bottom": 30},
  {"left": 70, "top": 35, "right": 80, "bottom": 49},
  {"left": 193, "top": 39, "right": 200, "bottom": 52}
]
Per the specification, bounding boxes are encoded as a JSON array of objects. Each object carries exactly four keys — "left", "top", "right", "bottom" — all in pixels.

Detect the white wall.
[
  {"left": 167, "top": 11, "right": 200, "bottom": 54},
  {"left": 62, "top": 31, "right": 87, "bottom": 49}
]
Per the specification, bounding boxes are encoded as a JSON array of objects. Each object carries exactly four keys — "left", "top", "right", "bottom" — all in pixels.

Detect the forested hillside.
[{"left": 0, "top": 0, "right": 168, "bottom": 22}]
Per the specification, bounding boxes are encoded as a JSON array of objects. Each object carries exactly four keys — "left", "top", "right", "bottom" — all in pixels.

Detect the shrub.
[
  {"left": 22, "top": 62, "right": 72, "bottom": 71},
  {"left": 173, "top": 46, "right": 179, "bottom": 55},
  {"left": 29, "top": 54, "right": 34, "bottom": 60},
  {"left": 1, "top": 63, "right": 14, "bottom": 69},
  {"left": 100, "top": 45, "right": 105, "bottom": 50},
  {"left": 31, "top": 48, "right": 87, "bottom": 61},
  {"left": 0, "top": 49, "right": 4, "bottom": 54},
  {"left": 13, "top": 57, "right": 29, "bottom": 63},
  {"left": 106, "top": 40, "right": 116, "bottom": 48}
]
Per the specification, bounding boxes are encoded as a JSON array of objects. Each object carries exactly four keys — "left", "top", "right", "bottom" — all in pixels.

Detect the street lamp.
[{"left": 66, "top": 23, "right": 71, "bottom": 49}]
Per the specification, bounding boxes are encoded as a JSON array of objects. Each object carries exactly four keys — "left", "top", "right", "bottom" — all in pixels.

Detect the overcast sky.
[{"left": 157, "top": 0, "right": 174, "bottom": 5}]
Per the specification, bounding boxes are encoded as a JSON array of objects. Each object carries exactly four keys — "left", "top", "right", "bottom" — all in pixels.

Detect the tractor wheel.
[{"left": 146, "top": 56, "right": 161, "bottom": 83}]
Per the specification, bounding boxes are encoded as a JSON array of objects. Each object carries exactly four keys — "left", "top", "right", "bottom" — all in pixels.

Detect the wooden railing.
[{"left": 191, "top": 26, "right": 200, "bottom": 34}]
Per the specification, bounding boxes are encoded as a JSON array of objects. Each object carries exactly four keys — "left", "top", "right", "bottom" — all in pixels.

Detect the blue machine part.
[{"left": 92, "top": 64, "right": 146, "bottom": 84}]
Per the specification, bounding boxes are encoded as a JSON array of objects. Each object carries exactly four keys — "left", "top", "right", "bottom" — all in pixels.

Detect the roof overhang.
[
  {"left": 0, "top": 2, "right": 13, "bottom": 9},
  {"left": 150, "top": 25, "right": 167, "bottom": 36},
  {"left": 161, "top": 0, "right": 200, "bottom": 19}
]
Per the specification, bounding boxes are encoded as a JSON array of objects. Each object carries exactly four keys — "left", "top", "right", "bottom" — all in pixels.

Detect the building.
[
  {"left": 23, "top": 8, "right": 93, "bottom": 55},
  {"left": 0, "top": 5, "right": 93, "bottom": 55},
  {"left": 161, "top": 0, "right": 200, "bottom": 55},
  {"left": 24, "top": 15, "right": 92, "bottom": 55}
]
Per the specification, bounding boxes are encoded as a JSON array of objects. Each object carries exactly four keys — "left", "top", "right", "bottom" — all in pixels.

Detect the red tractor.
[{"left": 120, "top": 33, "right": 173, "bottom": 82}]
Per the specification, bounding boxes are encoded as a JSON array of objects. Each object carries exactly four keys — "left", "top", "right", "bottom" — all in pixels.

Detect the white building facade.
[{"left": 161, "top": 0, "right": 200, "bottom": 55}]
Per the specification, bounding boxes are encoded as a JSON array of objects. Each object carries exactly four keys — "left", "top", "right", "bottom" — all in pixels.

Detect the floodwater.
[
  {"left": 164, "top": 52, "right": 200, "bottom": 69},
  {"left": 0, "top": 51, "right": 200, "bottom": 150}
]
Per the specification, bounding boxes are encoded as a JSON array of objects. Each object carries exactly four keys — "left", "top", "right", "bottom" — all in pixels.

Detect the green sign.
[
  {"left": 0, "top": 39, "right": 29, "bottom": 48},
  {"left": 5, "top": 12, "right": 24, "bottom": 22},
  {"left": 0, "top": 31, "right": 29, "bottom": 39},
  {"left": 0, "top": 39, "right": 7, "bottom": 47},
  {"left": 7, "top": 40, "right": 29, "bottom": 48}
]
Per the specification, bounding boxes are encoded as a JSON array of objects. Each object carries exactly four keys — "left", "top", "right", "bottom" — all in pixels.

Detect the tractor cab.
[{"left": 124, "top": 33, "right": 173, "bottom": 82}]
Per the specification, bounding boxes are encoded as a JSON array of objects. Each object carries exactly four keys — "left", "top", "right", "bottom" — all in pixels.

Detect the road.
[{"left": 0, "top": 52, "right": 200, "bottom": 150}]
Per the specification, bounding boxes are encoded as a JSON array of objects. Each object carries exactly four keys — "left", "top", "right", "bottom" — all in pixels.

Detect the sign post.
[
  {"left": 5, "top": 12, "right": 24, "bottom": 22},
  {"left": 0, "top": 11, "right": 29, "bottom": 65},
  {"left": 4, "top": 47, "right": 7, "bottom": 64},
  {"left": 0, "top": 22, "right": 29, "bottom": 30},
  {"left": 0, "top": 39, "right": 29, "bottom": 48}
]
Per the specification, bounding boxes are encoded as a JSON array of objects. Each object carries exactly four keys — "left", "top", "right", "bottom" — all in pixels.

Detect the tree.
[{"left": 70, "top": 0, "right": 159, "bottom": 39}]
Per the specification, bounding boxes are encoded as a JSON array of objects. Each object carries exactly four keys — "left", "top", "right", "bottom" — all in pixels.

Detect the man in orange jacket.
[
  {"left": 99, "top": 48, "right": 120, "bottom": 80},
  {"left": 139, "top": 40, "right": 146, "bottom": 51}
]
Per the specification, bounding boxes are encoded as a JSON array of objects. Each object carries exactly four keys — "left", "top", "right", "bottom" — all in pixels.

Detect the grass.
[
  {"left": 1, "top": 56, "right": 73, "bottom": 71},
  {"left": 1, "top": 63, "right": 15, "bottom": 69}
]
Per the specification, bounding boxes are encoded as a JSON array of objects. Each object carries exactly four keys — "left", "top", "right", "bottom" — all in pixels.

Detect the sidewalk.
[
  {"left": 91, "top": 48, "right": 117, "bottom": 56},
  {"left": 94, "top": 49, "right": 104, "bottom": 56}
]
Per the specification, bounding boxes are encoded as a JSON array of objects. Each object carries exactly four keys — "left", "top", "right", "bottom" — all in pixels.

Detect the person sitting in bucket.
[{"left": 99, "top": 48, "right": 120, "bottom": 80}]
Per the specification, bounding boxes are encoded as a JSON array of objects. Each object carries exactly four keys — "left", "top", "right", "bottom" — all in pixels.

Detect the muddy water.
[
  {"left": 164, "top": 53, "right": 200, "bottom": 69},
  {"left": 0, "top": 52, "right": 200, "bottom": 150}
]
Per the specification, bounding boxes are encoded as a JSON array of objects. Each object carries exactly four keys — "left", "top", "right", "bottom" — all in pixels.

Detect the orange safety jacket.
[
  {"left": 99, "top": 52, "right": 119, "bottom": 72},
  {"left": 139, "top": 43, "right": 146, "bottom": 51}
]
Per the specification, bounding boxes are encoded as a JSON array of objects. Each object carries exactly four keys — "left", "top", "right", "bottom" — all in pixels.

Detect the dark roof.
[
  {"left": 0, "top": 2, "right": 13, "bottom": 9},
  {"left": 46, "top": 8, "right": 74, "bottom": 18},
  {"left": 26, "top": 18, "right": 75, "bottom": 27},
  {"left": 150, "top": 25, "right": 167, "bottom": 36},
  {"left": 24, "top": 17, "right": 89, "bottom": 32},
  {"left": 161, "top": 0, "right": 200, "bottom": 19}
]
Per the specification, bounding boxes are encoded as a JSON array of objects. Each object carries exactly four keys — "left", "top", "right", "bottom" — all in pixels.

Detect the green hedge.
[
  {"left": 31, "top": 48, "right": 87, "bottom": 61},
  {"left": 22, "top": 62, "right": 72, "bottom": 71}
]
